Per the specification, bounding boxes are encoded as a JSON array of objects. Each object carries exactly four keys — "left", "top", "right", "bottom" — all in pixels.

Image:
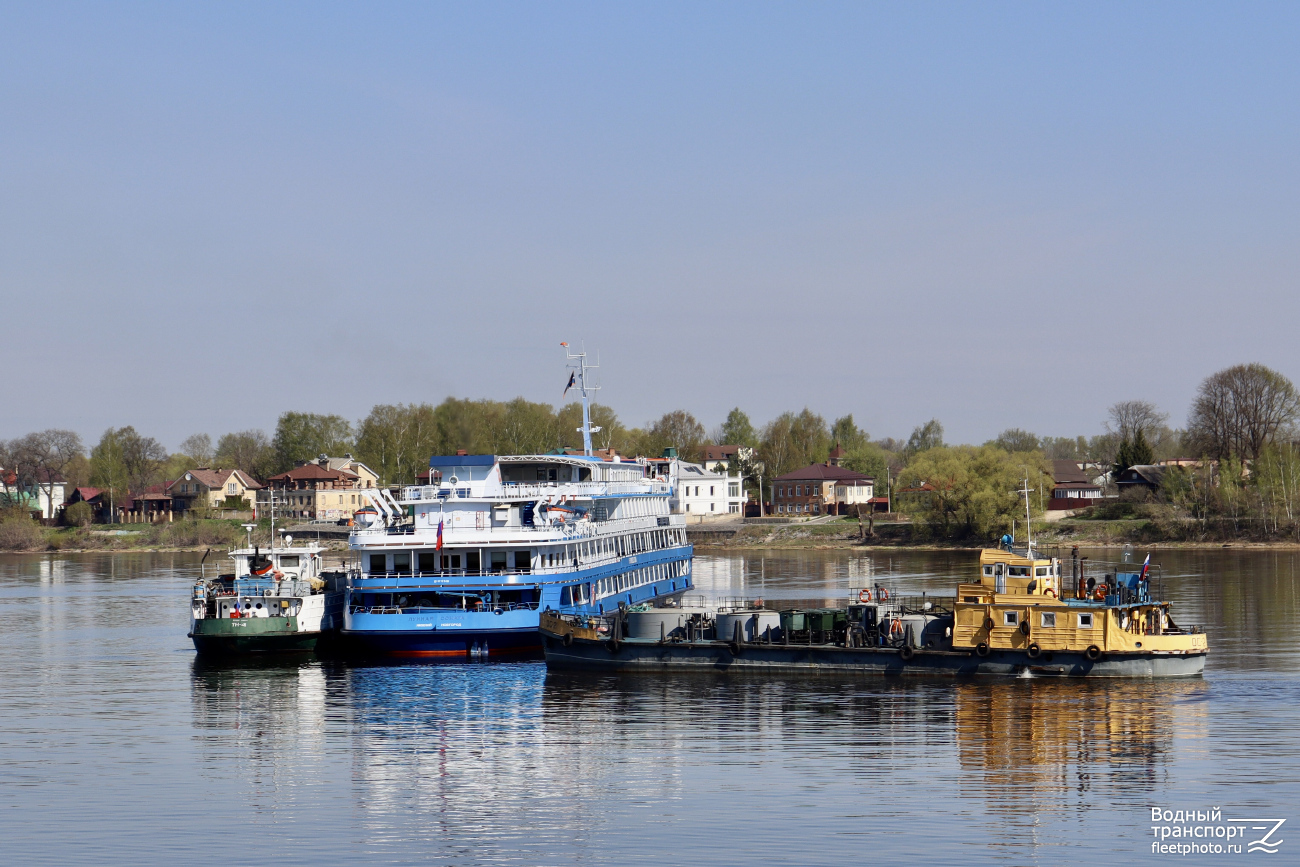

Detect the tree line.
[{"left": 3, "top": 362, "right": 1297, "bottom": 537}]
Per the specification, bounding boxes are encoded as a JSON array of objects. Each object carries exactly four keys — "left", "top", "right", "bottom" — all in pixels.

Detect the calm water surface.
[{"left": 1, "top": 548, "right": 1297, "bottom": 866}]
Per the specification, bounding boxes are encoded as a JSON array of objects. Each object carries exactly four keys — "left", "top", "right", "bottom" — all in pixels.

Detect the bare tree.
[
  {"left": 214, "top": 430, "right": 274, "bottom": 480},
  {"left": 8, "top": 429, "right": 85, "bottom": 518},
  {"left": 1186, "top": 363, "right": 1300, "bottom": 460},
  {"left": 178, "top": 433, "right": 214, "bottom": 464},
  {"left": 1105, "top": 400, "right": 1168, "bottom": 443}
]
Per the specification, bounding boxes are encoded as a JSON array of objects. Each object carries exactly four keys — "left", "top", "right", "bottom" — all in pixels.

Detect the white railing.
[{"left": 400, "top": 479, "right": 671, "bottom": 503}]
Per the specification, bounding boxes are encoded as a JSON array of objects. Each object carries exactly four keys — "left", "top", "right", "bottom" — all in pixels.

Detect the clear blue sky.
[{"left": 3, "top": 2, "right": 1298, "bottom": 449}]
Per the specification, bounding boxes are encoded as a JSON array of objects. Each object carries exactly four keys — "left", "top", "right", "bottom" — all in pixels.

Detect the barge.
[{"left": 540, "top": 545, "right": 1208, "bottom": 678}]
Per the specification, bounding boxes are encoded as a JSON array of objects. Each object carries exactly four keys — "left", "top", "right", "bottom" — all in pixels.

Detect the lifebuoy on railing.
[
  {"left": 879, "top": 588, "right": 890, "bottom": 600},
  {"left": 858, "top": 589, "right": 872, "bottom": 602}
]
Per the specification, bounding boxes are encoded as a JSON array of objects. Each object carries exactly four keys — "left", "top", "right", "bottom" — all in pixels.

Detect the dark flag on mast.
[{"left": 564, "top": 371, "right": 576, "bottom": 396}]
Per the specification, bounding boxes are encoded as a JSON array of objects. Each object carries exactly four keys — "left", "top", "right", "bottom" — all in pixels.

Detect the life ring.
[
  {"left": 899, "top": 645, "right": 915, "bottom": 661},
  {"left": 1044, "top": 588, "right": 1056, "bottom": 598},
  {"left": 975, "top": 642, "right": 991, "bottom": 658},
  {"left": 1085, "top": 645, "right": 1102, "bottom": 662},
  {"left": 858, "top": 589, "right": 872, "bottom": 602},
  {"left": 1026, "top": 643, "right": 1042, "bottom": 659},
  {"left": 562, "top": 631, "right": 573, "bottom": 647},
  {"left": 1093, "top": 586, "right": 1107, "bottom": 601},
  {"left": 878, "top": 588, "right": 890, "bottom": 600}
]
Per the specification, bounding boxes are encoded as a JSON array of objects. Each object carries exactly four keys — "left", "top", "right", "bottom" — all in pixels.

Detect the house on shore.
[
  {"left": 167, "top": 468, "right": 262, "bottom": 514},
  {"left": 1049, "top": 460, "right": 1104, "bottom": 510},
  {"left": 0, "top": 467, "right": 67, "bottom": 520},
  {"left": 261, "top": 455, "right": 376, "bottom": 521},
  {"left": 1116, "top": 464, "right": 1167, "bottom": 496},
  {"left": 645, "top": 455, "right": 748, "bottom": 517},
  {"left": 702, "top": 445, "right": 754, "bottom": 474},
  {"left": 771, "top": 463, "right": 875, "bottom": 516}
]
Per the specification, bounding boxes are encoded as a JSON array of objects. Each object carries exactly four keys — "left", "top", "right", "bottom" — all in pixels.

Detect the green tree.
[
  {"left": 558, "top": 402, "right": 626, "bottom": 452},
  {"left": 830, "top": 415, "right": 868, "bottom": 452},
  {"left": 904, "top": 419, "right": 944, "bottom": 459},
  {"left": 639, "top": 410, "right": 706, "bottom": 461},
  {"left": 270, "top": 412, "right": 354, "bottom": 473},
  {"left": 897, "top": 445, "right": 1051, "bottom": 539},
  {"left": 840, "top": 441, "right": 890, "bottom": 482},
  {"left": 991, "top": 428, "right": 1041, "bottom": 453},
  {"left": 90, "top": 427, "right": 168, "bottom": 509},
  {"left": 717, "top": 408, "right": 758, "bottom": 448},
  {"left": 759, "top": 409, "right": 830, "bottom": 477},
  {"left": 1130, "top": 428, "right": 1154, "bottom": 466}
]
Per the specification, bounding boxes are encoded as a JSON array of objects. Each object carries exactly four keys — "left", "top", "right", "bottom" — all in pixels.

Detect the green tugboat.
[{"left": 189, "top": 541, "right": 346, "bottom": 654}]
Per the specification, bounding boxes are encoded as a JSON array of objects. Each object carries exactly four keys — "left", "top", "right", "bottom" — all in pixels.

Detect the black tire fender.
[
  {"left": 899, "top": 645, "right": 915, "bottom": 662},
  {"left": 1085, "top": 645, "right": 1102, "bottom": 662},
  {"left": 1026, "top": 643, "right": 1041, "bottom": 659},
  {"left": 975, "top": 642, "right": 991, "bottom": 658},
  {"left": 562, "top": 631, "right": 573, "bottom": 647}
]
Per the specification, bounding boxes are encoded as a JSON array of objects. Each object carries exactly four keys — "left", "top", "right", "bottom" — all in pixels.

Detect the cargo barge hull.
[{"left": 541, "top": 633, "right": 1206, "bottom": 678}]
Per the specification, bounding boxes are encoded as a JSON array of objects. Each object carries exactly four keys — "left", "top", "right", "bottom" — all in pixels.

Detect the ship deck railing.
[
  {"left": 399, "top": 479, "right": 672, "bottom": 504},
  {"left": 349, "top": 601, "right": 542, "bottom": 615}
]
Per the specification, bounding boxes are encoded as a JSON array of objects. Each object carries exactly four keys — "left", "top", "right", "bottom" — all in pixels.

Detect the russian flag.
[
  {"left": 1139, "top": 553, "right": 1150, "bottom": 580},
  {"left": 436, "top": 517, "right": 444, "bottom": 551}
]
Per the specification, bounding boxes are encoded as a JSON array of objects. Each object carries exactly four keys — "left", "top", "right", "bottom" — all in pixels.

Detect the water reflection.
[{"left": 3, "top": 550, "right": 1296, "bottom": 866}]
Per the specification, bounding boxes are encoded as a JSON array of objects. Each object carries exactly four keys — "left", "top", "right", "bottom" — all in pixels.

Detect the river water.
[{"left": 1, "top": 548, "right": 1296, "bottom": 866}]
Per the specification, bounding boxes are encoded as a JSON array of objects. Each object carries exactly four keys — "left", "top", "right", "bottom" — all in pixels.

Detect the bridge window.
[
  {"left": 368, "top": 554, "right": 386, "bottom": 573},
  {"left": 393, "top": 552, "right": 411, "bottom": 573},
  {"left": 418, "top": 552, "right": 439, "bottom": 572},
  {"left": 514, "top": 550, "right": 531, "bottom": 572}
]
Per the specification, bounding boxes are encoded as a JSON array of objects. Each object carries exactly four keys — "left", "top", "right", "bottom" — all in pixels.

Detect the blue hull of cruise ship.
[{"left": 343, "top": 548, "right": 694, "bottom": 658}]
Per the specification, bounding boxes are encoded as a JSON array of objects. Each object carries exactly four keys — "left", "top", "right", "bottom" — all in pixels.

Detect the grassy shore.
[
  {"left": 0, "top": 517, "right": 248, "bottom": 554},
  {"left": 692, "top": 515, "right": 1300, "bottom": 551}
]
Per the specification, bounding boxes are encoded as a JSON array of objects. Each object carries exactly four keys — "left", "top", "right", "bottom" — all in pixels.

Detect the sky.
[{"left": 3, "top": 2, "right": 1299, "bottom": 451}]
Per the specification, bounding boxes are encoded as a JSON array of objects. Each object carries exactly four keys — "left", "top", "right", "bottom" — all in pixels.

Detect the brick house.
[
  {"left": 261, "top": 456, "right": 375, "bottom": 520},
  {"left": 772, "top": 463, "right": 875, "bottom": 516}
]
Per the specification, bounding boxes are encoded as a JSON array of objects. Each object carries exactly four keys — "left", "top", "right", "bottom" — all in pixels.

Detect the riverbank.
[
  {"left": 0, "top": 517, "right": 354, "bottom": 554},
  {"left": 689, "top": 516, "right": 1300, "bottom": 551}
]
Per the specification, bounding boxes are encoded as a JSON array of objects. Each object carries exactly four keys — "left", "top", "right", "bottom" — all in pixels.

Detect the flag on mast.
[
  {"left": 563, "top": 371, "right": 576, "bottom": 396},
  {"left": 436, "top": 517, "right": 444, "bottom": 551},
  {"left": 1139, "top": 553, "right": 1150, "bottom": 580}
]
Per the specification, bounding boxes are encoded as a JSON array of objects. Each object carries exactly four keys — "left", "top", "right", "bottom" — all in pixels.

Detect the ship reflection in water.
[
  {"left": 954, "top": 679, "right": 1209, "bottom": 826},
  {"left": 189, "top": 656, "right": 1210, "bottom": 864}
]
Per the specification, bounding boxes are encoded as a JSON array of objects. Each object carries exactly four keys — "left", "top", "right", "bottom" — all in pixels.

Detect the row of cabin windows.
[
  {"left": 1000, "top": 610, "right": 1093, "bottom": 629},
  {"left": 982, "top": 564, "right": 1059, "bottom": 578},
  {"left": 560, "top": 559, "right": 690, "bottom": 606},
  {"left": 365, "top": 528, "right": 689, "bottom": 575}
]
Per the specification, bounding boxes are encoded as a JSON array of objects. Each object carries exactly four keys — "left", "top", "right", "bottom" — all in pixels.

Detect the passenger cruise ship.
[{"left": 343, "top": 348, "right": 694, "bottom": 657}]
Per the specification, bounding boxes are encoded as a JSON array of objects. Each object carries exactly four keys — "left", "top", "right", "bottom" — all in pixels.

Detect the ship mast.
[
  {"left": 563, "top": 343, "right": 601, "bottom": 456},
  {"left": 1017, "top": 477, "right": 1034, "bottom": 557}
]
